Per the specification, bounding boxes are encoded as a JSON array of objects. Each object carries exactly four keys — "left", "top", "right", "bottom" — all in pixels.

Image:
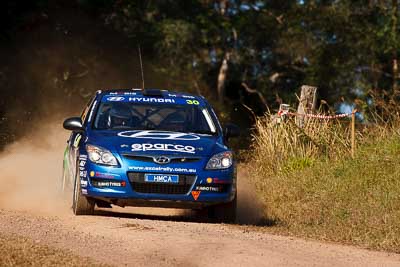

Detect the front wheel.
[{"left": 72, "top": 165, "right": 94, "bottom": 215}]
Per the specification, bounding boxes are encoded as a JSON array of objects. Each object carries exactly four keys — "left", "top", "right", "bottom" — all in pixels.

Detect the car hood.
[{"left": 87, "top": 130, "right": 226, "bottom": 157}]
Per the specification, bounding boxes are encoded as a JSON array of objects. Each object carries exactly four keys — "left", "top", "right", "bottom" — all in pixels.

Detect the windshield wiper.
[
  {"left": 189, "top": 130, "right": 215, "bottom": 135},
  {"left": 110, "top": 126, "right": 133, "bottom": 129}
]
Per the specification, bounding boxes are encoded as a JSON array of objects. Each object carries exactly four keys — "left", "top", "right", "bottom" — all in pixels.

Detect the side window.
[{"left": 81, "top": 96, "right": 97, "bottom": 124}]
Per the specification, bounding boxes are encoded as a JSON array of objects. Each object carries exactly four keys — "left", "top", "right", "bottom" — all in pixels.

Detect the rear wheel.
[
  {"left": 207, "top": 194, "right": 237, "bottom": 223},
  {"left": 72, "top": 165, "right": 94, "bottom": 215}
]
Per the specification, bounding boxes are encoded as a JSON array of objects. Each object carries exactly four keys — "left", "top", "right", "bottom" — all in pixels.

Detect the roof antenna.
[{"left": 138, "top": 45, "right": 145, "bottom": 90}]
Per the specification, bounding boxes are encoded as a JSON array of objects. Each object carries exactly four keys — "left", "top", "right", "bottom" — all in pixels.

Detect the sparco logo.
[
  {"left": 118, "top": 130, "right": 200, "bottom": 141},
  {"left": 131, "top": 143, "right": 195, "bottom": 154}
]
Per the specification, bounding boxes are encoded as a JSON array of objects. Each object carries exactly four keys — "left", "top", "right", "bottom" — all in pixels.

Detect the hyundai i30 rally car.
[{"left": 62, "top": 89, "right": 239, "bottom": 222}]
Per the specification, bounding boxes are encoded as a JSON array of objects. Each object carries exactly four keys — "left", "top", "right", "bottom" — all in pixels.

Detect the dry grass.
[{"left": 249, "top": 114, "right": 400, "bottom": 252}]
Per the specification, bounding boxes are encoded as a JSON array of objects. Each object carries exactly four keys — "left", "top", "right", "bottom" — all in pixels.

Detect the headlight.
[
  {"left": 206, "top": 151, "right": 233, "bottom": 170},
  {"left": 86, "top": 144, "right": 118, "bottom": 166}
]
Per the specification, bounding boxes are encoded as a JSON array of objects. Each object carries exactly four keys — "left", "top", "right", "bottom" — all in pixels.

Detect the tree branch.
[{"left": 241, "top": 82, "right": 270, "bottom": 113}]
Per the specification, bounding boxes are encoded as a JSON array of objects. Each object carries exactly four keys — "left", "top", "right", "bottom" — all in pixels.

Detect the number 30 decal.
[{"left": 186, "top": 100, "right": 200, "bottom": 105}]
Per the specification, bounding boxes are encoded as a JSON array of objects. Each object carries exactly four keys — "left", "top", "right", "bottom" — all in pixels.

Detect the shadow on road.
[{"left": 93, "top": 207, "right": 277, "bottom": 227}]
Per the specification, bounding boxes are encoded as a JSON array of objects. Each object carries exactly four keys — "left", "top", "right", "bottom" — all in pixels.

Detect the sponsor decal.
[
  {"left": 79, "top": 170, "right": 87, "bottom": 178},
  {"left": 91, "top": 171, "right": 120, "bottom": 179},
  {"left": 102, "top": 94, "right": 202, "bottom": 106},
  {"left": 120, "top": 144, "right": 129, "bottom": 148},
  {"left": 195, "top": 185, "right": 222, "bottom": 192},
  {"left": 186, "top": 99, "right": 200, "bottom": 105},
  {"left": 128, "top": 166, "right": 196, "bottom": 173},
  {"left": 166, "top": 94, "right": 196, "bottom": 99},
  {"left": 92, "top": 180, "right": 126, "bottom": 187},
  {"left": 182, "top": 95, "right": 195, "bottom": 99},
  {"left": 118, "top": 130, "right": 200, "bottom": 141},
  {"left": 79, "top": 166, "right": 85, "bottom": 171},
  {"left": 128, "top": 97, "right": 175, "bottom": 103},
  {"left": 107, "top": 91, "right": 137, "bottom": 95},
  {"left": 191, "top": 191, "right": 201, "bottom": 201},
  {"left": 79, "top": 155, "right": 87, "bottom": 160},
  {"left": 73, "top": 134, "right": 82, "bottom": 148},
  {"left": 203, "top": 177, "right": 228, "bottom": 184},
  {"left": 130, "top": 143, "right": 195, "bottom": 154},
  {"left": 80, "top": 179, "right": 88, "bottom": 187},
  {"left": 79, "top": 160, "right": 86, "bottom": 167},
  {"left": 81, "top": 189, "right": 88, "bottom": 194},
  {"left": 212, "top": 178, "right": 230, "bottom": 184},
  {"left": 107, "top": 96, "right": 125, "bottom": 101}
]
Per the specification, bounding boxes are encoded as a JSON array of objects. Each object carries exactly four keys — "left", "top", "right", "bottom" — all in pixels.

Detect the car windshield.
[{"left": 93, "top": 102, "right": 217, "bottom": 134}]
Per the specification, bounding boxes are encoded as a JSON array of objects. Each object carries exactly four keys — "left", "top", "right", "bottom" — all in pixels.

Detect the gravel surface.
[
  {"left": 0, "top": 233, "right": 105, "bottom": 267},
  {"left": 0, "top": 208, "right": 399, "bottom": 267}
]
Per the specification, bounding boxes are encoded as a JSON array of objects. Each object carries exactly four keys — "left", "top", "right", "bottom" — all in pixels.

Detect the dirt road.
[
  {"left": 1, "top": 207, "right": 400, "bottom": 267},
  {"left": 0, "top": 126, "right": 399, "bottom": 266}
]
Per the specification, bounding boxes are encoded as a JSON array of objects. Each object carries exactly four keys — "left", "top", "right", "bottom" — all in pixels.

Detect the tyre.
[
  {"left": 207, "top": 194, "right": 237, "bottom": 223},
  {"left": 72, "top": 164, "right": 94, "bottom": 215}
]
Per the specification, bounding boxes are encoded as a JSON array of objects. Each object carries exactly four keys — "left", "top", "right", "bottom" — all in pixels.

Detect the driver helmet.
[{"left": 107, "top": 104, "right": 132, "bottom": 128}]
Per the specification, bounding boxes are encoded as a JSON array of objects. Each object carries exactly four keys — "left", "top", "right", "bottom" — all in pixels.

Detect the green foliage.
[
  {"left": 98, "top": 0, "right": 399, "bottom": 115},
  {"left": 2, "top": 0, "right": 398, "bottom": 112},
  {"left": 282, "top": 156, "right": 314, "bottom": 173}
]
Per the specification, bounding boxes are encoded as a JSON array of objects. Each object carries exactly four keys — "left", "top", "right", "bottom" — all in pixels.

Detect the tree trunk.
[
  {"left": 392, "top": 0, "right": 399, "bottom": 96},
  {"left": 217, "top": 52, "right": 230, "bottom": 103}
]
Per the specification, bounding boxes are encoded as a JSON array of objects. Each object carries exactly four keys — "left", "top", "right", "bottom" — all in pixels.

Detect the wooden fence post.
[
  {"left": 351, "top": 109, "right": 356, "bottom": 158},
  {"left": 296, "top": 85, "right": 317, "bottom": 127}
]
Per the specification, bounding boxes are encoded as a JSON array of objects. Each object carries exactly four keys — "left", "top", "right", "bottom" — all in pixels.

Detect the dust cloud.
[
  {"left": 0, "top": 5, "right": 143, "bottom": 214},
  {"left": 0, "top": 121, "right": 265, "bottom": 223},
  {"left": 0, "top": 122, "right": 69, "bottom": 214},
  {"left": 236, "top": 167, "right": 266, "bottom": 225}
]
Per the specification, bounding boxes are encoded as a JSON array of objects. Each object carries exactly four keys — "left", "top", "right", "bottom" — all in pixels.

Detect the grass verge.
[{"left": 249, "top": 115, "right": 400, "bottom": 252}]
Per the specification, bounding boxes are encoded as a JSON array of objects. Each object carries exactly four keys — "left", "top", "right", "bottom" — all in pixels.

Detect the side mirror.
[
  {"left": 63, "top": 117, "right": 84, "bottom": 132},
  {"left": 224, "top": 123, "right": 240, "bottom": 140}
]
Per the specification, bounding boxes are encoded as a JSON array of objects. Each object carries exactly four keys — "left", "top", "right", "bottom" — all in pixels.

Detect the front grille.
[
  {"left": 128, "top": 172, "right": 196, "bottom": 195},
  {"left": 122, "top": 155, "right": 154, "bottom": 162}
]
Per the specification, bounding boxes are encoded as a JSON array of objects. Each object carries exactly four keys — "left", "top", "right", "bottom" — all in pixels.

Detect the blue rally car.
[{"left": 62, "top": 89, "right": 239, "bottom": 222}]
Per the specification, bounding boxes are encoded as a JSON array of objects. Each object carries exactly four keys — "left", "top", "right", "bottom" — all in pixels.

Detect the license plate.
[{"left": 144, "top": 174, "right": 179, "bottom": 184}]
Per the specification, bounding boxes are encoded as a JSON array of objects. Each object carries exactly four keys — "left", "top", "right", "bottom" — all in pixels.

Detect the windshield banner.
[{"left": 102, "top": 95, "right": 204, "bottom": 106}]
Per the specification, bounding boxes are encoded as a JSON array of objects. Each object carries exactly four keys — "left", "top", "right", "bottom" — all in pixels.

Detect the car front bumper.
[{"left": 79, "top": 160, "right": 237, "bottom": 208}]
